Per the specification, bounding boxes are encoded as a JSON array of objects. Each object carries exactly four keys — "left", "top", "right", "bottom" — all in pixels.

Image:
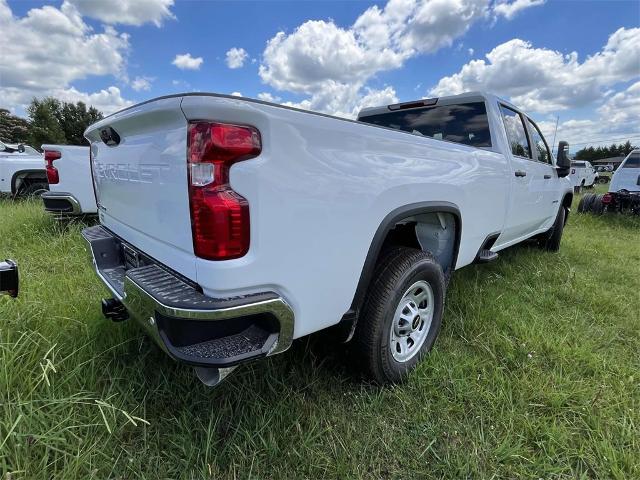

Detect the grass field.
[{"left": 1, "top": 188, "right": 639, "bottom": 479}]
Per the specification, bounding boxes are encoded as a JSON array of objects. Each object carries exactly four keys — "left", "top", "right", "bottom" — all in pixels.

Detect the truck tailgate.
[{"left": 84, "top": 97, "right": 196, "bottom": 279}]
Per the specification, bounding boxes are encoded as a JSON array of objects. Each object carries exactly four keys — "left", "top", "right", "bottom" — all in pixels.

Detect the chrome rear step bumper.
[
  {"left": 82, "top": 225, "right": 294, "bottom": 373},
  {"left": 42, "top": 192, "right": 83, "bottom": 215}
]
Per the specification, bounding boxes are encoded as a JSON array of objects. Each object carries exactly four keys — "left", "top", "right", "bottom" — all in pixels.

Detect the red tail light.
[
  {"left": 601, "top": 193, "right": 613, "bottom": 204},
  {"left": 44, "top": 150, "right": 61, "bottom": 184},
  {"left": 187, "top": 122, "right": 261, "bottom": 260}
]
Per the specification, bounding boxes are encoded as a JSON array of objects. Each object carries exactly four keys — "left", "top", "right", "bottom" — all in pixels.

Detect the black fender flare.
[
  {"left": 561, "top": 192, "right": 573, "bottom": 224},
  {"left": 340, "top": 201, "right": 462, "bottom": 339},
  {"left": 11, "top": 169, "right": 47, "bottom": 195}
]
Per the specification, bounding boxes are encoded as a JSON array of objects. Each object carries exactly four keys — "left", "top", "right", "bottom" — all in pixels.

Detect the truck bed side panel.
[
  {"left": 41, "top": 144, "right": 96, "bottom": 213},
  {"left": 181, "top": 96, "right": 510, "bottom": 338}
]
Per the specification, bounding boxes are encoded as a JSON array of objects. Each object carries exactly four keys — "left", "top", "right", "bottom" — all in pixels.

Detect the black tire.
[
  {"left": 578, "top": 193, "right": 596, "bottom": 213},
  {"left": 352, "top": 247, "right": 445, "bottom": 384},
  {"left": 21, "top": 182, "right": 49, "bottom": 197},
  {"left": 591, "top": 194, "right": 605, "bottom": 215},
  {"left": 585, "top": 193, "right": 597, "bottom": 211},
  {"left": 538, "top": 205, "right": 566, "bottom": 252},
  {"left": 578, "top": 195, "right": 588, "bottom": 213}
]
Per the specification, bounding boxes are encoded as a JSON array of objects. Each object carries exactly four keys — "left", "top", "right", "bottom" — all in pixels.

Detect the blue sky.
[{"left": 1, "top": 0, "right": 639, "bottom": 149}]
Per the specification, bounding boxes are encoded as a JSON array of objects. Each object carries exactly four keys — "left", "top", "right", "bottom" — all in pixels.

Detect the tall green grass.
[{"left": 1, "top": 192, "right": 638, "bottom": 479}]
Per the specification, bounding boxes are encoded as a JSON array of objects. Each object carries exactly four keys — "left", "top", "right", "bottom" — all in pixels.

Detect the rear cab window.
[
  {"left": 358, "top": 101, "right": 492, "bottom": 148},
  {"left": 621, "top": 152, "right": 640, "bottom": 168}
]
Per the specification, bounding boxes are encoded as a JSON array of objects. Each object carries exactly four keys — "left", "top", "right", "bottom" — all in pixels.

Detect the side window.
[
  {"left": 526, "top": 118, "right": 551, "bottom": 164},
  {"left": 499, "top": 105, "right": 531, "bottom": 158}
]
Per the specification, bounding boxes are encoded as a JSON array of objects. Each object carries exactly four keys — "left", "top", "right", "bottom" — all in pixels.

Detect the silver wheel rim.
[
  {"left": 389, "top": 280, "right": 434, "bottom": 363},
  {"left": 32, "top": 188, "right": 48, "bottom": 197}
]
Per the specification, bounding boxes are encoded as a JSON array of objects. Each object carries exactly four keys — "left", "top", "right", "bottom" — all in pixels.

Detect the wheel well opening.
[
  {"left": 562, "top": 193, "right": 573, "bottom": 209},
  {"left": 380, "top": 212, "right": 458, "bottom": 276},
  {"left": 12, "top": 171, "right": 47, "bottom": 194}
]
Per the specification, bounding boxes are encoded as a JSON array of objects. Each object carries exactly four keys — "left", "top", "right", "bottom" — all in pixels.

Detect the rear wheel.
[
  {"left": 352, "top": 248, "right": 445, "bottom": 384},
  {"left": 538, "top": 205, "right": 566, "bottom": 252},
  {"left": 21, "top": 182, "right": 49, "bottom": 197}
]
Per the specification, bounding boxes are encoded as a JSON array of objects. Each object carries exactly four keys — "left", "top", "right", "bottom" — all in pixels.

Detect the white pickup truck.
[
  {"left": 569, "top": 160, "right": 597, "bottom": 190},
  {"left": 82, "top": 92, "right": 573, "bottom": 386},
  {"left": 0, "top": 141, "right": 48, "bottom": 197},
  {"left": 40, "top": 144, "right": 96, "bottom": 216}
]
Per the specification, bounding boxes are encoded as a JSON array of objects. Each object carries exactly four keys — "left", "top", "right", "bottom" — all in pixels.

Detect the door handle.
[
  {"left": 544, "top": 174, "right": 552, "bottom": 179},
  {"left": 514, "top": 170, "right": 527, "bottom": 177}
]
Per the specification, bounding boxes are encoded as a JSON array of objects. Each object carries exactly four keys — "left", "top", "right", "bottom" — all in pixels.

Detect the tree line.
[
  {"left": 0, "top": 98, "right": 104, "bottom": 149},
  {"left": 574, "top": 141, "right": 636, "bottom": 161}
]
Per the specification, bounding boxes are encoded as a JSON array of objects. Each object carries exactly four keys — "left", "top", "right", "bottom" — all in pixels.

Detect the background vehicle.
[
  {"left": 81, "top": 92, "right": 573, "bottom": 387},
  {"left": 41, "top": 144, "right": 96, "bottom": 216},
  {"left": 569, "top": 160, "right": 597, "bottom": 190},
  {"left": 595, "top": 164, "right": 614, "bottom": 173},
  {"left": 1, "top": 141, "right": 40, "bottom": 156},
  {"left": 578, "top": 150, "right": 640, "bottom": 215},
  {"left": 0, "top": 141, "right": 48, "bottom": 197},
  {"left": 0, "top": 259, "right": 19, "bottom": 297}
]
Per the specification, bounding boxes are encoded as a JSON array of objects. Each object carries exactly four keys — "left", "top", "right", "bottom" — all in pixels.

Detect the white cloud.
[
  {"left": 225, "top": 48, "right": 248, "bottom": 69},
  {"left": 257, "top": 92, "right": 282, "bottom": 103},
  {"left": 534, "top": 81, "right": 640, "bottom": 150},
  {"left": 260, "top": 0, "right": 489, "bottom": 94},
  {"left": 66, "top": 0, "right": 175, "bottom": 27},
  {"left": 172, "top": 53, "right": 203, "bottom": 70},
  {"left": 468, "top": 47, "right": 474, "bottom": 55},
  {"left": 493, "top": 0, "right": 545, "bottom": 20},
  {"left": 597, "top": 81, "right": 640, "bottom": 126},
  {"left": 230, "top": 92, "right": 243, "bottom": 97},
  {"left": 0, "top": 0, "right": 133, "bottom": 113},
  {"left": 429, "top": 28, "right": 640, "bottom": 113},
  {"left": 259, "top": 0, "right": 493, "bottom": 117},
  {"left": 55, "top": 86, "right": 134, "bottom": 114},
  {"left": 131, "top": 76, "right": 153, "bottom": 91},
  {"left": 283, "top": 83, "right": 398, "bottom": 119}
]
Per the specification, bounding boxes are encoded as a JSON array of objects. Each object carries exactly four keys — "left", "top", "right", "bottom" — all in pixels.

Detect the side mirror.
[
  {"left": 556, "top": 141, "right": 570, "bottom": 177},
  {"left": 0, "top": 259, "right": 19, "bottom": 298},
  {"left": 17, "top": 144, "right": 25, "bottom": 153}
]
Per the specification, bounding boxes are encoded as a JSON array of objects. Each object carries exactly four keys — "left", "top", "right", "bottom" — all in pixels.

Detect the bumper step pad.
[
  {"left": 175, "top": 325, "right": 272, "bottom": 360},
  {"left": 82, "top": 225, "right": 289, "bottom": 369},
  {"left": 127, "top": 264, "right": 278, "bottom": 311}
]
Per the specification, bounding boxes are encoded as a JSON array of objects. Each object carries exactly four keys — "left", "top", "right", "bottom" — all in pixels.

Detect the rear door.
[
  {"left": 524, "top": 117, "right": 558, "bottom": 223},
  {"left": 499, "top": 104, "right": 554, "bottom": 243}
]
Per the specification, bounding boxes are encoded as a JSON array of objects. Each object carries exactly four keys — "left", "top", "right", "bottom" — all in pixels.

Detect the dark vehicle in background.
[{"left": 0, "top": 260, "right": 19, "bottom": 298}]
